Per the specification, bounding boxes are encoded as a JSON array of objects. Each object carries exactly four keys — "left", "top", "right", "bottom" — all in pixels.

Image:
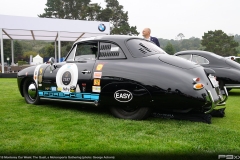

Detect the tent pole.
[
  {"left": 11, "top": 39, "right": 14, "bottom": 65},
  {"left": 58, "top": 31, "right": 61, "bottom": 62},
  {"left": 0, "top": 28, "right": 4, "bottom": 73}
]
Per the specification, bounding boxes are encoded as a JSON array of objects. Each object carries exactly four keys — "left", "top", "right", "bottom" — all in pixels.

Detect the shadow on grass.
[
  {"left": 40, "top": 99, "right": 112, "bottom": 117},
  {"left": 35, "top": 99, "right": 215, "bottom": 124},
  {"left": 228, "top": 90, "right": 240, "bottom": 96}
]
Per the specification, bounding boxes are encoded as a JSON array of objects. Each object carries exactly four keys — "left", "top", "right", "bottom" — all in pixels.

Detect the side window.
[
  {"left": 98, "top": 42, "right": 126, "bottom": 60},
  {"left": 177, "top": 54, "right": 191, "bottom": 61},
  {"left": 66, "top": 45, "right": 77, "bottom": 61},
  {"left": 192, "top": 55, "right": 209, "bottom": 64},
  {"left": 75, "top": 43, "right": 98, "bottom": 61}
]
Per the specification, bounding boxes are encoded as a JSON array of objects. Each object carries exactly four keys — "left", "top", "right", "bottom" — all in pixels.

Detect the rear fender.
[{"left": 99, "top": 82, "right": 153, "bottom": 107}]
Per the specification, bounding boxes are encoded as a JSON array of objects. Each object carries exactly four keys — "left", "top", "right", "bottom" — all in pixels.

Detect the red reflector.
[{"left": 193, "top": 77, "right": 200, "bottom": 83}]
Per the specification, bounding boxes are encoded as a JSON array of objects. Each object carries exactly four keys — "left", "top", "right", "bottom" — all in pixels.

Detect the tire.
[
  {"left": 22, "top": 78, "right": 40, "bottom": 104},
  {"left": 109, "top": 105, "right": 152, "bottom": 120}
]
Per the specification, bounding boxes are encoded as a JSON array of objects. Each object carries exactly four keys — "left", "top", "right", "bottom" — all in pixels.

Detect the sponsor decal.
[
  {"left": 56, "top": 63, "right": 78, "bottom": 93},
  {"left": 62, "top": 86, "right": 70, "bottom": 92},
  {"left": 70, "top": 86, "right": 76, "bottom": 92},
  {"left": 92, "top": 86, "right": 101, "bottom": 93},
  {"left": 38, "top": 75, "right": 43, "bottom": 83},
  {"left": 39, "top": 68, "right": 43, "bottom": 74},
  {"left": 93, "top": 72, "right": 102, "bottom": 79},
  {"left": 51, "top": 87, "right": 57, "bottom": 91},
  {"left": 62, "top": 71, "right": 71, "bottom": 85},
  {"left": 98, "top": 23, "right": 106, "bottom": 32},
  {"left": 45, "top": 87, "right": 51, "bottom": 91},
  {"left": 96, "top": 64, "right": 104, "bottom": 71},
  {"left": 114, "top": 90, "right": 133, "bottom": 102},
  {"left": 93, "top": 79, "right": 101, "bottom": 86}
]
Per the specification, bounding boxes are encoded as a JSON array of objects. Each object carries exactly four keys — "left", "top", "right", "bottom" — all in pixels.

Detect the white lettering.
[{"left": 114, "top": 90, "right": 133, "bottom": 102}]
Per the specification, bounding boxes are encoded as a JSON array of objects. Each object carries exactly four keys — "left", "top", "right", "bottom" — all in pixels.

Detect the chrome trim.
[
  {"left": 205, "top": 90, "right": 215, "bottom": 114},
  {"left": 40, "top": 97, "right": 96, "bottom": 105},
  {"left": 220, "top": 86, "right": 228, "bottom": 103},
  {"left": 205, "top": 90, "right": 226, "bottom": 114},
  {"left": 225, "top": 84, "right": 240, "bottom": 88}
]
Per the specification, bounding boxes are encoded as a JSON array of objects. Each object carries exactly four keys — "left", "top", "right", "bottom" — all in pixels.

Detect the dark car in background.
[
  {"left": 17, "top": 36, "right": 227, "bottom": 122},
  {"left": 174, "top": 50, "right": 240, "bottom": 92}
]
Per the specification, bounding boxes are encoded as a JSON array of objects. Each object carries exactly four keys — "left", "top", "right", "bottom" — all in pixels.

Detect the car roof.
[{"left": 74, "top": 35, "right": 142, "bottom": 44}]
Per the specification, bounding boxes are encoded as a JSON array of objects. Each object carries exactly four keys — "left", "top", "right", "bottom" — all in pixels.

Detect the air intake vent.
[
  {"left": 100, "top": 45, "right": 111, "bottom": 50},
  {"left": 100, "top": 52, "right": 120, "bottom": 57},
  {"left": 139, "top": 43, "right": 152, "bottom": 52},
  {"left": 139, "top": 48, "right": 147, "bottom": 54}
]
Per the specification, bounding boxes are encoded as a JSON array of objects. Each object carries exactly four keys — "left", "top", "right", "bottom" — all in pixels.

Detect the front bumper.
[{"left": 205, "top": 86, "right": 228, "bottom": 114}]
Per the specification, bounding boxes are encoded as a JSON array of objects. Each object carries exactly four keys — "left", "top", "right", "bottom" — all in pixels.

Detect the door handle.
[{"left": 81, "top": 70, "right": 91, "bottom": 74}]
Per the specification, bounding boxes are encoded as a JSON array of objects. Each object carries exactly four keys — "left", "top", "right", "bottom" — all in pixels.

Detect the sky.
[{"left": 0, "top": 0, "right": 239, "bottom": 40}]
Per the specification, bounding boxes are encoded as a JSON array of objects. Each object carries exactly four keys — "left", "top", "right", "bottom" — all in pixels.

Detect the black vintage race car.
[
  {"left": 174, "top": 50, "right": 240, "bottom": 92},
  {"left": 17, "top": 35, "right": 227, "bottom": 121}
]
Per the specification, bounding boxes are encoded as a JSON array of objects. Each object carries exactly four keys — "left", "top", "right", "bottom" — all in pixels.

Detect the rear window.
[{"left": 126, "top": 39, "right": 167, "bottom": 58}]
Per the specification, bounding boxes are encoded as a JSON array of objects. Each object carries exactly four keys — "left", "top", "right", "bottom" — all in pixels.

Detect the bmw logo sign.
[{"left": 98, "top": 24, "right": 106, "bottom": 32}]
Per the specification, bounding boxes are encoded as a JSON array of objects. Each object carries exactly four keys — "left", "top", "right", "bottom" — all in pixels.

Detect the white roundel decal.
[
  {"left": 56, "top": 64, "right": 78, "bottom": 93},
  {"left": 114, "top": 90, "right": 133, "bottom": 102}
]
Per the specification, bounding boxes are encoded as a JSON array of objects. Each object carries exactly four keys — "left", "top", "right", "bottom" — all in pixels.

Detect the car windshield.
[{"left": 126, "top": 39, "right": 167, "bottom": 58}]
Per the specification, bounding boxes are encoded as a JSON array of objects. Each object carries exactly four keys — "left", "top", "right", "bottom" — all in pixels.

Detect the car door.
[{"left": 40, "top": 42, "right": 99, "bottom": 102}]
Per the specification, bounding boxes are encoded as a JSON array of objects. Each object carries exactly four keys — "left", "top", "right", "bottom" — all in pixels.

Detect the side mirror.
[
  {"left": 48, "top": 57, "right": 56, "bottom": 73},
  {"left": 48, "top": 57, "right": 55, "bottom": 65}
]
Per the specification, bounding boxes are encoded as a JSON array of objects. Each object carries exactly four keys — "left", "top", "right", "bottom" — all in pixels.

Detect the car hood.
[{"left": 158, "top": 54, "right": 200, "bottom": 69}]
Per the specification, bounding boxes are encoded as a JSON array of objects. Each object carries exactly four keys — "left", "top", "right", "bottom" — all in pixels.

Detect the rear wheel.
[
  {"left": 109, "top": 105, "right": 152, "bottom": 120},
  {"left": 22, "top": 78, "right": 40, "bottom": 104}
]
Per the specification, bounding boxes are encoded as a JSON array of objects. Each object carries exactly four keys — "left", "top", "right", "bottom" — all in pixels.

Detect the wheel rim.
[{"left": 27, "top": 83, "right": 37, "bottom": 100}]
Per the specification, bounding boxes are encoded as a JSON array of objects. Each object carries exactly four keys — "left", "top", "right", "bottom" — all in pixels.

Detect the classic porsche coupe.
[
  {"left": 174, "top": 50, "right": 240, "bottom": 92},
  {"left": 17, "top": 35, "right": 227, "bottom": 121}
]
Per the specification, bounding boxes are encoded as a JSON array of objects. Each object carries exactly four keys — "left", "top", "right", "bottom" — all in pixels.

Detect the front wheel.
[
  {"left": 22, "top": 78, "right": 40, "bottom": 104},
  {"left": 109, "top": 105, "right": 152, "bottom": 120}
]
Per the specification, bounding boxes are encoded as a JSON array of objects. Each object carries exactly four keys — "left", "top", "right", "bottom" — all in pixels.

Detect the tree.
[
  {"left": 3, "top": 40, "right": 11, "bottom": 63},
  {"left": 14, "top": 41, "right": 24, "bottom": 62},
  {"left": 38, "top": 0, "right": 91, "bottom": 20},
  {"left": 164, "top": 42, "right": 175, "bottom": 55},
  {"left": 201, "top": 30, "right": 239, "bottom": 56},
  {"left": 23, "top": 51, "right": 39, "bottom": 62},
  {"left": 177, "top": 33, "right": 185, "bottom": 40},
  {"left": 98, "top": 0, "right": 139, "bottom": 35},
  {"left": 38, "top": 0, "right": 139, "bottom": 36}
]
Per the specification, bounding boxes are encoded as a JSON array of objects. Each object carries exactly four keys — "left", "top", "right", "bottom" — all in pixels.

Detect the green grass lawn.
[{"left": 0, "top": 78, "right": 240, "bottom": 159}]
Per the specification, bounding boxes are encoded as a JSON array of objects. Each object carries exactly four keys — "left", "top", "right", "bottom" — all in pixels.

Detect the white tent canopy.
[{"left": 0, "top": 15, "right": 110, "bottom": 73}]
